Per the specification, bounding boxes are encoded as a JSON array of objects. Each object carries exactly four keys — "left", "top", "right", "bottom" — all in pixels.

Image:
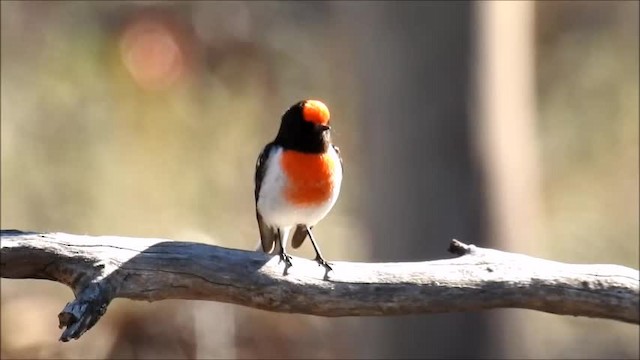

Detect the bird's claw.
[
  {"left": 279, "top": 252, "right": 293, "bottom": 267},
  {"left": 314, "top": 256, "right": 333, "bottom": 272}
]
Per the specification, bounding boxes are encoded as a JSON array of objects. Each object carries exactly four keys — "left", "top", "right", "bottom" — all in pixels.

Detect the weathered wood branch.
[{"left": 1, "top": 229, "right": 638, "bottom": 342}]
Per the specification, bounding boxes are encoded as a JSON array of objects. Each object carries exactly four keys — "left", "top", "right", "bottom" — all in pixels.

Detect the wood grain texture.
[{"left": 1, "top": 229, "right": 638, "bottom": 342}]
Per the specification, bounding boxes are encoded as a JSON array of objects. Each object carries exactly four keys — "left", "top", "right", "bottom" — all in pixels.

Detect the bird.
[{"left": 254, "top": 99, "right": 343, "bottom": 272}]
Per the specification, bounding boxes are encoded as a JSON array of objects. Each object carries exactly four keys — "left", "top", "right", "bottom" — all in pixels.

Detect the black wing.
[
  {"left": 255, "top": 142, "right": 276, "bottom": 202},
  {"left": 292, "top": 144, "right": 343, "bottom": 249},
  {"left": 255, "top": 142, "right": 278, "bottom": 253}
]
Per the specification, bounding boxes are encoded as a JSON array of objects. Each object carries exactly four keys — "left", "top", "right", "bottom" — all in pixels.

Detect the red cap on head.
[{"left": 302, "top": 100, "right": 330, "bottom": 125}]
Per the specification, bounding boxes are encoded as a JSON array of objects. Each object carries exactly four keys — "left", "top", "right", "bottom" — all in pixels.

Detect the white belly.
[{"left": 257, "top": 146, "right": 342, "bottom": 228}]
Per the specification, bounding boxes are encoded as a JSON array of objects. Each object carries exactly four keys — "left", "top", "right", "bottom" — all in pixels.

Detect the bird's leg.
[
  {"left": 277, "top": 228, "right": 292, "bottom": 267},
  {"left": 306, "top": 226, "right": 333, "bottom": 272}
]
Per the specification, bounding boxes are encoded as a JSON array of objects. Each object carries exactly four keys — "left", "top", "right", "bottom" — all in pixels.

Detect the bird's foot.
[
  {"left": 279, "top": 252, "right": 293, "bottom": 268},
  {"left": 314, "top": 256, "right": 333, "bottom": 272}
]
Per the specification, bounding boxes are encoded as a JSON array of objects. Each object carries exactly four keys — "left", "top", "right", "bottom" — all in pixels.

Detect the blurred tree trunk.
[
  {"left": 338, "top": 2, "right": 499, "bottom": 358},
  {"left": 473, "top": 2, "right": 540, "bottom": 358}
]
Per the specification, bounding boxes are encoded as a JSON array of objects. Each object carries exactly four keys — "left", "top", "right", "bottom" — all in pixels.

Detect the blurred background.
[{"left": 1, "top": 1, "right": 638, "bottom": 359}]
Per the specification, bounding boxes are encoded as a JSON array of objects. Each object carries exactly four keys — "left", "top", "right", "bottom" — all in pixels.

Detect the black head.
[{"left": 273, "top": 100, "right": 332, "bottom": 153}]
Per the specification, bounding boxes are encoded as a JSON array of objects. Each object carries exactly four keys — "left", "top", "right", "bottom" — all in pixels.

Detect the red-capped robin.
[{"left": 254, "top": 100, "right": 343, "bottom": 272}]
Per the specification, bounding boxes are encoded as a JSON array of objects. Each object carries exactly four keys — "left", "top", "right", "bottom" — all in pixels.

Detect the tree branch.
[{"left": 1, "top": 229, "right": 638, "bottom": 342}]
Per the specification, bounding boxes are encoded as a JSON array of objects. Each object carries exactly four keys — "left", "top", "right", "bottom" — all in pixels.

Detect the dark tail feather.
[{"left": 291, "top": 225, "right": 309, "bottom": 249}]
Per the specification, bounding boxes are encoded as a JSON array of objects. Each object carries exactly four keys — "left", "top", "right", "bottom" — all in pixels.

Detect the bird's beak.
[{"left": 317, "top": 124, "right": 331, "bottom": 131}]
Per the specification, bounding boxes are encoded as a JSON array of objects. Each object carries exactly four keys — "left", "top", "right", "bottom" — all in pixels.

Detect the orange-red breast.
[{"left": 254, "top": 100, "right": 343, "bottom": 271}]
